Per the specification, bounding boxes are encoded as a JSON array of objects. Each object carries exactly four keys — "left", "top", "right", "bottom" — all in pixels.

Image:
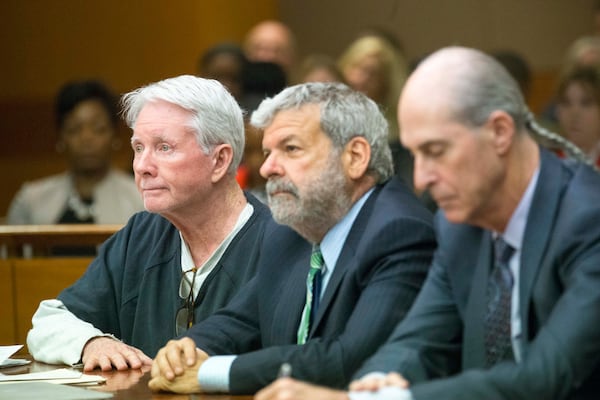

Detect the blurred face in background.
[
  {"left": 201, "top": 53, "right": 244, "bottom": 101},
  {"left": 557, "top": 80, "right": 600, "bottom": 154},
  {"left": 244, "top": 21, "right": 295, "bottom": 72},
  {"left": 59, "top": 99, "right": 116, "bottom": 175},
  {"left": 342, "top": 54, "right": 386, "bottom": 104}
]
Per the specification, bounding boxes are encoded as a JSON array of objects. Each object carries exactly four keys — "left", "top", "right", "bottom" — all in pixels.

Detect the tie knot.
[
  {"left": 310, "top": 245, "right": 324, "bottom": 271},
  {"left": 494, "top": 237, "right": 515, "bottom": 265}
]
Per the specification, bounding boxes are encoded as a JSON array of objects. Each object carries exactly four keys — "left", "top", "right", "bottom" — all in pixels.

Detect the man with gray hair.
[
  {"left": 254, "top": 46, "right": 600, "bottom": 400},
  {"left": 149, "top": 82, "right": 436, "bottom": 394},
  {"left": 27, "top": 75, "right": 272, "bottom": 371}
]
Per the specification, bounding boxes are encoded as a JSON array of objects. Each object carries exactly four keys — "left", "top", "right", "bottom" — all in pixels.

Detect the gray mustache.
[{"left": 266, "top": 179, "right": 298, "bottom": 197}]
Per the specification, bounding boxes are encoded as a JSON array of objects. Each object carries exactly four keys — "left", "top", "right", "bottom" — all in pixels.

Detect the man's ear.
[
  {"left": 343, "top": 136, "right": 371, "bottom": 180},
  {"left": 211, "top": 144, "right": 234, "bottom": 182},
  {"left": 488, "top": 110, "right": 515, "bottom": 156}
]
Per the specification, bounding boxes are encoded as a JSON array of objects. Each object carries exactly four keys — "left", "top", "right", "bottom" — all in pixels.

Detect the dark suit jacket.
[
  {"left": 185, "top": 176, "right": 436, "bottom": 394},
  {"left": 355, "top": 149, "right": 600, "bottom": 400},
  {"left": 58, "top": 193, "right": 271, "bottom": 357}
]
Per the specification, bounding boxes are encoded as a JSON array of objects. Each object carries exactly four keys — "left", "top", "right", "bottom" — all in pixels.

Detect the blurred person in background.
[
  {"left": 197, "top": 43, "right": 248, "bottom": 103},
  {"left": 540, "top": 35, "right": 600, "bottom": 128},
  {"left": 338, "top": 34, "right": 408, "bottom": 142},
  {"left": 237, "top": 61, "right": 288, "bottom": 199},
  {"left": 338, "top": 33, "right": 427, "bottom": 208},
  {"left": 491, "top": 49, "right": 532, "bottom": 103},
  {"left": 556, "top": 65, "right": 600, "bottom": 167},
  {"left": 243, "top": 20, "right": 297, "bottom": 80},
  {"left": 296, "top": 54, "right": 345, "bottom": 84},
  {"left": 7, "top": 80, "right": 143, "bottom": 227}
]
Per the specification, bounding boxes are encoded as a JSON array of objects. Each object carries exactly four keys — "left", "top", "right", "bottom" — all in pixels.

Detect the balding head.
[
  {"left": 244, "top": 20, "right": 296, "bottom": 72},
  {"left": 401, "top": 46, "right": 528, "bottom": 132},
  {"left": 398, "top": 46, "right": 539, "bottom": 231}
]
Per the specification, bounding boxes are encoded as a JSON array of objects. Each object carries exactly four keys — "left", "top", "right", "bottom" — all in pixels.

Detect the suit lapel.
[
  {"left": 308, "top": 185, "right": 380, "bottom": 335},
  {"left": 462, "top": 230, "right": 494, "bottom": 368},
  {"left": 518, "top": 149, "right": 565, "bottom": 344},
  {"left": 284, "top": 246, "right": 311, "bottom": 342}
]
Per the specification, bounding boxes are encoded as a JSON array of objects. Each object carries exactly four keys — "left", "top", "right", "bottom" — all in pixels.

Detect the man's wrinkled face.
[{"left": 260, "top": 105, "right": 352, "bottom": 234}]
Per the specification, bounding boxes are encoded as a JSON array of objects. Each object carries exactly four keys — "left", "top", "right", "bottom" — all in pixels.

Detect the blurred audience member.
[
  {"left": 338, "top": 34, "right": 408, "bottom": 133},
  {"left": 564, "top": 35, "right": 600, "bottom": 70},
  {"left": 236, "top": 61, "right": 287, "bottom": 199},
  {"left": 243, "top": 20, "right": 296, "bottom": 78},
  {"left": 197, "top": 43, "right": 248, "bottom": 102},
  {"left": 338, "top": 34, "right": 415, "bottom": 198},
  {"left": 491, "top": 49, "right": 532, "bottom": 101},
  {"left": 556, "top": 65, "right": 600, "bottom": 167},
  {"left": 541, "top": 35, "right": 600, "bottom": 128},
  {"left": 241, "top": 124, "right": 267, "bottom": 203},
  {"left": 239, "top": 61, "right": 287, "bottom": 114},
  {"left": 7, "top": 80, "right": 143, "bottom": 226},
  {"left": 296, "top": 54, "right": 345, "bottom": 84}
]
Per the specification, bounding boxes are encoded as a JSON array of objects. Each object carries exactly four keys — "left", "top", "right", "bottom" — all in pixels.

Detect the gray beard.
[{"left": 267, "top": 156, "right": 353, "bottom": 242}]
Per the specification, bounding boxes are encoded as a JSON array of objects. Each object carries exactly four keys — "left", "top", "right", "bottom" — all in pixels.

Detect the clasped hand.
[{"left": 148, "top": 337, "right": 208, "bottom": 394}]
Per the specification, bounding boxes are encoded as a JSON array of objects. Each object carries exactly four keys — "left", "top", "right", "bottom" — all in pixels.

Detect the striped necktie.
[{"left": 297, "top": 245, "right": 324, "bottom": 345}]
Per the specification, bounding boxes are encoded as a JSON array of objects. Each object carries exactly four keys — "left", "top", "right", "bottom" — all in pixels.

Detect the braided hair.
[{"left": 524, "top": 110, "right": 594, "bottom": 167}]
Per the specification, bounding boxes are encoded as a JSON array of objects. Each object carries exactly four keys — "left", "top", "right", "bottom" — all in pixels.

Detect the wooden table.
[{"left": 1, "top": 359, "right": 253, "bottom": 400}]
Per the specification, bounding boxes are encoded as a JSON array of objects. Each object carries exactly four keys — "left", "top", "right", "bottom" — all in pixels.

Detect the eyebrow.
[{"left": 414, "top": 139, "right": 449, "bottom": 153}]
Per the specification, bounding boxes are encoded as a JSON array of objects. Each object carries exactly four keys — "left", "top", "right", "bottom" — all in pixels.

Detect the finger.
[
  {"left": 148, "top": 376, "right": 166, "bottom": 392},
  {"left": 82, "top": 357, "right": 99, "bottom": 372},
  {"left": 110, "top": 352, "right": 130, "bottom": 371},
  {"left": 120, "top": 347, "right": 147, "bottom": 370},
  {"left": 255, "top": 381, "right": 276, "bottom": 400},
  {"left": 151, "top": 357, "right": 161, "bottom": 378},
  {"left": 349, "top": 377, "right": 383, "bottom": 391},
  {"left": 385, "top": 372, "right": 409, "bottom": 388},
  {"left": 164, "top": 341, "right": 187, "bottom": 376},
  {"left": 154, "top": 346, "right": 176, "bottom": 380},
  {"left": 181, "top": 338, "right": 198, "bottom": 366},
  {"left": 255, "top": 378, "right": 289, "bottom": 400},
  {"left": 135, "top": 349, "right": 153, "bottom": 366},
  {"left": 98, "top": 354, "right": 114, "bottom": 371}
]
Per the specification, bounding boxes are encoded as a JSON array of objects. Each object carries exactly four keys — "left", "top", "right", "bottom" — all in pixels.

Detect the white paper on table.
[
  {"left": 0, "top": 345, "right": 30, "bottom": 368},
  {"left": 0, "top": 368, "right": 106, "bottom": 385}
]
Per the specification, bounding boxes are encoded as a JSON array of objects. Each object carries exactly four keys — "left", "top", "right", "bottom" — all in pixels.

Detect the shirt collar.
[
  {"left": 320, "top": 187, "right": 375, "bottom": 273},
  {"left": 501, "top": 167, "right": 540, "bottom": 253}
]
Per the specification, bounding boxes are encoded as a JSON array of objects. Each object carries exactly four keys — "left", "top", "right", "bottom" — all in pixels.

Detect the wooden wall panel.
[
  {"left": 0, "top": 260, "right": 16, "bottom": 345},
  {"left": 13, "top": 258, "right": 93, "bottom": 347}
]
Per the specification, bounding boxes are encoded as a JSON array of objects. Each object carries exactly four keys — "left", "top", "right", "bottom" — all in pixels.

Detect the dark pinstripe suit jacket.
[{"left": 185, "top": 176, "right": 436, "bottom": 394}]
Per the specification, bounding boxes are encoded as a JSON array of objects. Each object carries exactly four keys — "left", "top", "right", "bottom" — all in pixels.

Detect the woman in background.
[
  {"left": 556, "top": 65, "right": 600, "bottom": 168},
  {"left": 338, "top": 34, "right": 408, "bottom": 142},
  {"left": 7, "top": 80, "right": 143, "bottom": 226},
  {"left": 296, "top": 54, "right": 345, "bottom": 84}
]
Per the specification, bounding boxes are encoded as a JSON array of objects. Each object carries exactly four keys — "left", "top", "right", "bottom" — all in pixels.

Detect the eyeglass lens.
[{"left": 176, "top": 268, "right": 197, "bottom": 335}]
